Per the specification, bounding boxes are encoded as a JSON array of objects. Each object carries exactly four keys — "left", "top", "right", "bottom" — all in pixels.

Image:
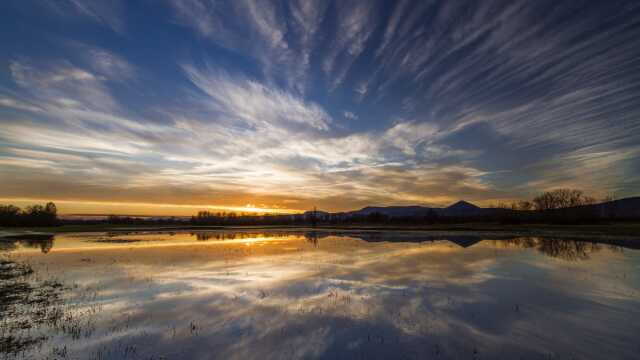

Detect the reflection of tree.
[
  {"left": 194, "top": 232, "right": 214, "bottom": 241},
  {"left": 0, "top": 235, "right": 55, "bottom": 254},
  {"left": 20, "top": 236, "right": 55, "bottom": 254},
  {"left": 500, "top": 237, "right": 613, "bottom": 261},
  {"left": 0, "top": 241, "right": 17, "bottom": 252},
  {"left": 304, "top": 232, "right": 318, "bottom": 247},
  {"left": 538, "top": 239, "right": 595, "bottom": 261},
  {"left": 191, "top": 232, "right": 294, "bottom": 242}
]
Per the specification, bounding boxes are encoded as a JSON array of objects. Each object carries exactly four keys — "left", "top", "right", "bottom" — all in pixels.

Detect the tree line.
[
  {"left": 188, "top": 189, "right": 622, "bottom": 226},
  {"left": 0, "top": 189, "right": 627, "bottom": 228},
  {"left": 0, "top": 202, "right": 58, "bottom": 227},
  {"left": 491, "top": 189, "right": 607, "bottom": 211}
]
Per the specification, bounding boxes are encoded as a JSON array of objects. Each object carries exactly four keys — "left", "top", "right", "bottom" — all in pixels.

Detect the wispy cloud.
[
  {"left": 41, "top": 0, "right": 125, "bottom": 33},
  {"left": 2, "top": 1, "right": 640, "bottom": 212},
  {"left": 322, "top": 1, "right": 377, "bottom": 91},
  {"left": 182, "top": 65, "right": 332, "bottom": 131},
  {"left": 343, "top": 111, "right": 358, "bottom": 120},
  {"left": 167, "top": 0, "right": 295, "bottom": 87},
  {"left": 167, "top": 0, "right": 376, "bottom": 93},
  {"left": 1, "top": 54, "right": 493, "bottom": 210},
  {"left": 82, "top": 46, "right": 136, "bottom": 81}
]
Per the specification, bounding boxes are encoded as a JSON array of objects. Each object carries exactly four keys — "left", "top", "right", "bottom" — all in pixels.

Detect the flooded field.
[{"left": 1, "top": 230, "right": 639, "bottom": 359}]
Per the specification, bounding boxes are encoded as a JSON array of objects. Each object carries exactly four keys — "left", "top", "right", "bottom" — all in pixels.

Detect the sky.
[{"left": 1, "top": 0, "right": 640, "bottom": 215}]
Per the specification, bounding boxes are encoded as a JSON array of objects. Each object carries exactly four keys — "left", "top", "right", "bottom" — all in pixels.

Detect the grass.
[
  {"left": 0, "top": 255, "right": 106, "bottom": 359},
  {"left": 0, "top": 258, "right": 64, "bottom": 356}
]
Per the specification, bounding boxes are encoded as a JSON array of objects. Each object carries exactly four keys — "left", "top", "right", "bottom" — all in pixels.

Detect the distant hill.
[
  {"left": 327, "top": 197, "right": 640, "bottom": 220},
  {"left": 345, "top": 201, "right": 488, "bottom": 218},
  {"left": 303, "top": 210, "right": 331, "bottom": 217},
  {"left": 569, "top": 196, "right": 640, "bottom": 219},
  {"left": 442, "top": 200, "right": 484, "bottom": 216},
  {"left": 350, "top": 206, "right": 434, "bottom": 217}
]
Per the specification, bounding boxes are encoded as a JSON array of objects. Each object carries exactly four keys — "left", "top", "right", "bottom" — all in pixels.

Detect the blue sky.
[{"left": 1, "top": 0, "right": 639, "bottom": 214}]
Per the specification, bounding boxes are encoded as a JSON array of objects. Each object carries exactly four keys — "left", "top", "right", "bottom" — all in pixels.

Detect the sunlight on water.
[{"left": 1, "top": 230, "right": 639, "bottom": 359}]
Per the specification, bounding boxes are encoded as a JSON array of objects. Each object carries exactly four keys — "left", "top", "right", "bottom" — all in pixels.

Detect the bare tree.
[
  {"left": 533, "top": 189, "right": 593, "bottom": 210},
  {"left": 533, "top": 191, "right": 556, "bottom": 211}
]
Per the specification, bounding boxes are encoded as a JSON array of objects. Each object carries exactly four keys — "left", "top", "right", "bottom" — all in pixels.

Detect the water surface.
[{"left": 1, "top": 230, "right": 639, "bottom": 359}]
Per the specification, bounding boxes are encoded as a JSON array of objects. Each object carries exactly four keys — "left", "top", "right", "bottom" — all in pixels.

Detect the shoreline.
[{"left": 2, "top": 222, "right": 640, "bottom": 238}]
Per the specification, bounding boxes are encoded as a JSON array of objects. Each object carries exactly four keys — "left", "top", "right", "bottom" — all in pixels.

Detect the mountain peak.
[{"left": 446, "top": 200, "right": 480, "bottom": 211}]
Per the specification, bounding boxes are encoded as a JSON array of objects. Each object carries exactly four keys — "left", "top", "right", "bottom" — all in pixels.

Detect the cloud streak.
[{"left": 1, "top": 1, "right": 639, "bottom": 213}]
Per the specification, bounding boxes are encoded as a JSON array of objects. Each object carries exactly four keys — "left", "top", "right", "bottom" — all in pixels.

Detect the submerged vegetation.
[
  {"left": 0, "top": 254, "right": 106, "bottom": 359},
  {"left": 0, "top": 258, "right": 65, "bottom": 356}
]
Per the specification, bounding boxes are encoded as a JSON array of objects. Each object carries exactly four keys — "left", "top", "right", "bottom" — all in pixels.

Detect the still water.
[{"left": 1, "top": 230, "right": 639, "bottom": 359}]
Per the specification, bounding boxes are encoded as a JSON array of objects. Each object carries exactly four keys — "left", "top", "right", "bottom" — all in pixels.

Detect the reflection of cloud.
[{"left": 15, "top": 233, "right": 639, "bottom": 359}]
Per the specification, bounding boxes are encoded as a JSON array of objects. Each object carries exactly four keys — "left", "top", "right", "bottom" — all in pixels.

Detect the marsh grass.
[
  {"left": 1, "top": 258, "right": 63, "bottom": 357},
  {"left": 0, "top": 256, "right": 105, "bottom": 359}
]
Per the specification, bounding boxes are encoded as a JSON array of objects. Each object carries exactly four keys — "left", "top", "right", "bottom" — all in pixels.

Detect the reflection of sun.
[
  {"left": 241, "top": 237, "right": 279, "bottom": 246},
  {"left": 244, "top": 204, "right": 257, "bottom": 211}
]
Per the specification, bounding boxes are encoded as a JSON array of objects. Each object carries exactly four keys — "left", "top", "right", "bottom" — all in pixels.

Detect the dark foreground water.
[{"left": 1, "top": 230, "right": 639, "bottom": 359}]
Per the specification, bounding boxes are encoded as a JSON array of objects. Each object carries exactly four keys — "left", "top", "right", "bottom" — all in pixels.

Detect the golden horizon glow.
[
  {"left": 0, "top": 198, "right": 303, "bottom": 216},
  {"left": 0, "top": 196, "right": 549, "bottom": 216}
]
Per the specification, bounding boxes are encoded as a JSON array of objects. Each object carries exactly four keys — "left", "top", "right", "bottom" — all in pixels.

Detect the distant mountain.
[
  {"left": 308, "top": 197, "right": 640, "bottom": 220},
  {"left": 575, "top": 196, "right": 640, "bottom": 219},
  {"left": 303, "top": 210, "right": 331, "bottom": 216},
  {"left": 350, "top": 206, "right": 434, "bottom": 217},
  {"left": 346, "top": 200, "right": 486, "bottom": 218},
  {"left": 611, "top": 197, "right": 640, "bottom": 217},
  {"left": 442, "top": 200, "right": 483, "bottom": 216},
  {"left": 446, "top": 200, "right": 480, "bottom": 211}
]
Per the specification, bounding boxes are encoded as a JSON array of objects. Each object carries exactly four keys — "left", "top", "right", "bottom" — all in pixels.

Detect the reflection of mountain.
[
  {"left": 447, "top": 236, "right": 483, "bottom": 248},
  {"left": 5, "top": 230, "right": 638, "bottom": 262},
  {"left": 301, "top": 230, "right": 639, "bottom": 260},
  {"left": 304, "top": 231, "right": 488, "bottom": 248}
]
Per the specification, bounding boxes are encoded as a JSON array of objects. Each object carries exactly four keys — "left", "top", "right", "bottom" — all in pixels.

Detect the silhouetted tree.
[
  {"left": 531, "top": 189, "right": 604, "bottom": 223},
  {"left": 0, "top": 202, "right": 58, "bottom": 227},
  {"left": 0, "top": 205, "right": 21, "bottom": 226},
  {"left": 533, "top": 189, "right": 591, "bottom": 210},
  {"left": 44, "top": 202, "right": 57, "bottom": 225}
]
